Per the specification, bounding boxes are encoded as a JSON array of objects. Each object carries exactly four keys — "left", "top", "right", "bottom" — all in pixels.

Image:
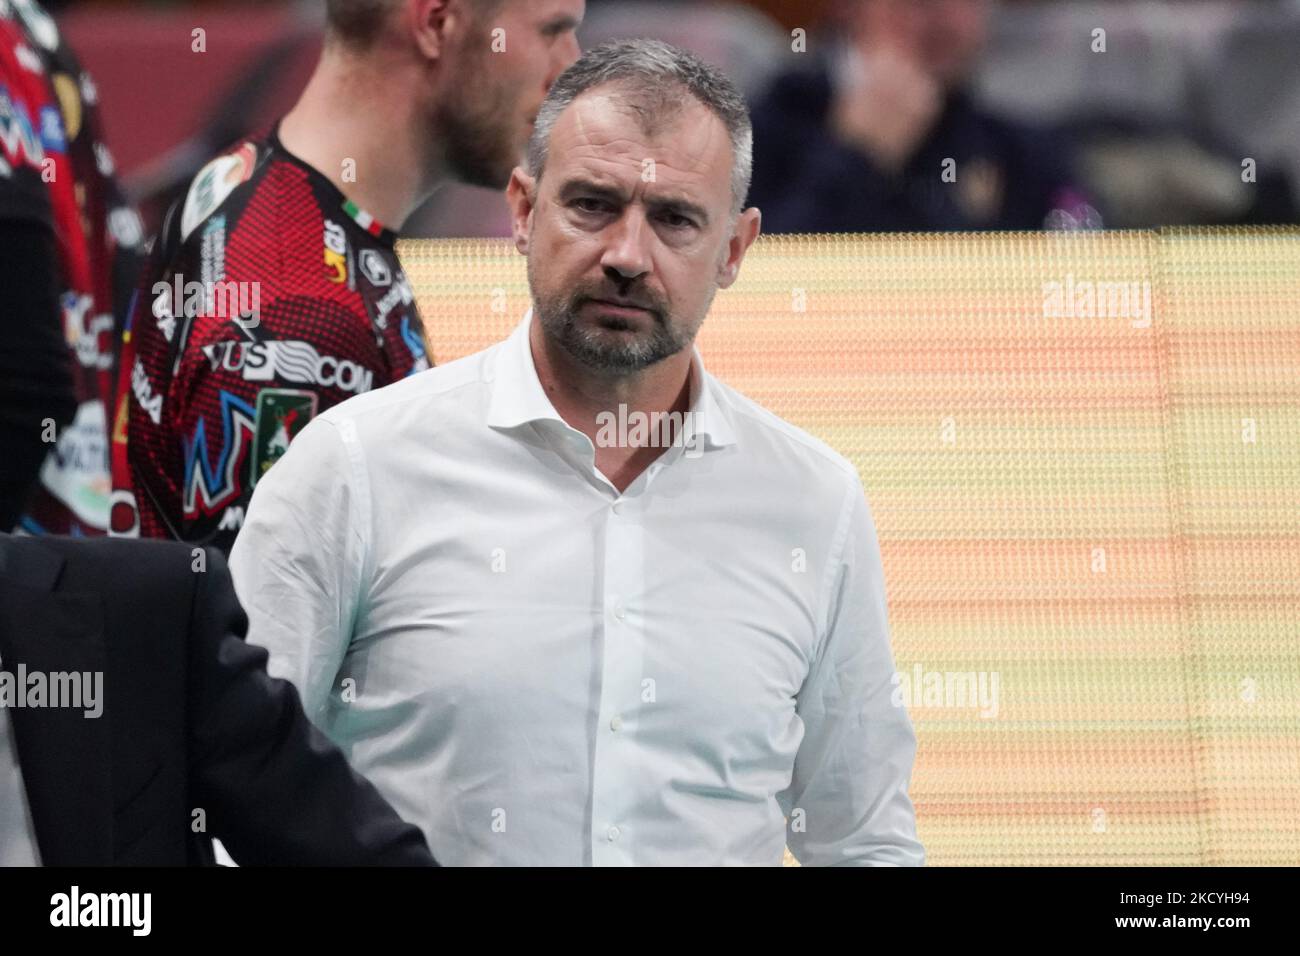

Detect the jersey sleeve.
[{"left": 0, "top": 56, "right": 55, "bottom": 229}]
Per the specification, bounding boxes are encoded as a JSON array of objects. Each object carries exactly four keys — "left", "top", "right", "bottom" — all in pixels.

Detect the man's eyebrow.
[
  {"left": 541, "top": 13, "right": 582, "bottom": 34},
  {"left": 558, "top": 178, "right": 628, "bottom": 203},
  {"left": 648, "top": 195, "right": 711, "bottom": 226}
]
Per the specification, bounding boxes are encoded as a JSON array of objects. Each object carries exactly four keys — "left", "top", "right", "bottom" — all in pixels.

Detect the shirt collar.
[
  {"left": 485, "top": 310, "right": 566, "bottom": 431},
  {"left": 487, "top": 310, "right": 736, "bottom": 452}
]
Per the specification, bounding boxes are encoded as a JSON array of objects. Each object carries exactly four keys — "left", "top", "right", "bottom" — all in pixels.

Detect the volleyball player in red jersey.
[
  {"left": 0, "top": 0, "right": 144, "bottom": 535},
  {"left": 112, "top": 0, "right": 583, "bottom": 553}
]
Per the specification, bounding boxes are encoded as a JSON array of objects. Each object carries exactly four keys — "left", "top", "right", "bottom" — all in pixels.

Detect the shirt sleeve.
[
  {"left": 189, "top": 543, "right": 434, "bottom": 865},
  {"left": 778, "top": 473, "right": 926, "bottom": 866},
  {"left": 228, "top": 414, "right": 367, "bottom": 726}
]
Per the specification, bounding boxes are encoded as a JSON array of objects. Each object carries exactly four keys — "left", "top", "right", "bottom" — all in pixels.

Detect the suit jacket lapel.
[{"left": 0, "top": 540, "right": 113, "bottom": 866}]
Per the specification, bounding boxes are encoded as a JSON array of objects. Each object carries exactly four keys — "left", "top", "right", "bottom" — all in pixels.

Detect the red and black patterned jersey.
[
  {"left": 110, "top": 126, "right": 430, "bottom": 555},
  {"left": 1, "top": 0, "right": 145, "bottom": 535}
]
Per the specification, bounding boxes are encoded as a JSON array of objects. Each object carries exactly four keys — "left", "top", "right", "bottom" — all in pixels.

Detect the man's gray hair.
[{"left": 525, "top": 39, "right": 754, "bottom": 216}]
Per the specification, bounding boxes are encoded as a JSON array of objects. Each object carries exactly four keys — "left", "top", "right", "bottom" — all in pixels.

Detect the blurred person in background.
[
  {"left": 110, "top": 0, "right": 582, "bottom": 555},
  {"left": 0, "top": 0, "right": 144, "bottom": 533},
  {"left": 748, "top": 0, "right": 1097, "bottom": 231}
]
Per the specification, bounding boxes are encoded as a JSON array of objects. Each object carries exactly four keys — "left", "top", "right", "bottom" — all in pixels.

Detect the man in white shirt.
[{"left": 231, "top": 38, "right": 924, "bottom": 866}]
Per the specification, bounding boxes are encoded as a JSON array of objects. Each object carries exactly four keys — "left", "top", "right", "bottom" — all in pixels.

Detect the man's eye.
[
  {"left": 572, "top": 198, "right": 610, "bottom": 214},
  {"left": 658, "top": 212, "right": 694, "bottom": 229},
  {"left": 541, "top": 20, "right": 574, "bottom": 38}
]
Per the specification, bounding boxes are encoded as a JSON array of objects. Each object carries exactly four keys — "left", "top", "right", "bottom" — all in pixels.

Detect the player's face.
[
  {"left": 508, "top": 88, "right": 761, "bottom": 375},
  {"left": 437, "top": 0, "right": 583, "bottom": 189}
]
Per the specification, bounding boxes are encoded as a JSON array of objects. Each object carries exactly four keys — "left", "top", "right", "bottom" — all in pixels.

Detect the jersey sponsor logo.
[
  {"left": 400, "top": 314, "right": 430, "bottom": 374},
  {"left": 324, "top": 219, "right": 348, "bottom": 283},
  {"left": 250, "top": 389, "right": 317, "bottom": 487},
  {"left": 182, "top": 390, "right": 256, "bottom": 518},
  {"left": 93, "top": 140, "right": 113, "bottom": 177},
  {"left": 200, "top": 339, "right": 375, "bottom": 394},
  {"left": 130, "top": 358, "right": 163, "bottom": 425},
  {"left": 37, "top": 399, "right": 110, "bottom": 528},
  {"left": 374, "top": 272, "right": 414, "bottom": 329},
  {"left": 12, "top": 0, "right": 63, "bottom": 53},
  {"left": 111, "top": 391, "right": 129, "bottom": 445},
  {"left": 38, "top": 104, "right": 64, "bottom": 153},
  {"left": 62, "top": 291, "right": 113, "bottom": 369},
  {"left": 199, "top": 216, "right": 226, "bottom": 292},
  {"left": 180, "top": 143, "right": 257, "bottom": 242},
  {"left": 217, "top": 505, "right": 244, "bottom": 532},
  {"left": 14, "top": 43, "right": 43, "bottom": 75},
  {"left": 0, "top": 83, "right": 44, "bottom": 168},
  {"left": 108, "top": 204, "right": 144, "bottom": 249},
  {"left": 50, "top": 72, "right": 82, "bottom": 140},
  {"left": 201, "top": 339, "right": 259, "bottom": 373},
  {"left": 359, "top": 248, "right": 392, "bottom": 287},
  {"left": 150, "top": 283, "right": 177, "bottom": 342}
]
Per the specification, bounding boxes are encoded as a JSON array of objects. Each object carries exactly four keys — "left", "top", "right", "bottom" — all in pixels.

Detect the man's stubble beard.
[
  {"left": 434, "top": 48, "right": 521, "bottom": 190},
  {"left": 528, "top": 251, "right": 714, "bottom": 375}
]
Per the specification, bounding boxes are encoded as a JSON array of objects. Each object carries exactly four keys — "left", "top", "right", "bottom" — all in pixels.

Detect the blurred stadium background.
[{"left": 53, "top": 0, "right": 1300, "bottom": 236}]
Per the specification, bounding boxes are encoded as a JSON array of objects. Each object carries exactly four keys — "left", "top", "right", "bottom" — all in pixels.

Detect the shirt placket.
[
  {"left": 545, "top": 420, "right": 686, "bottom": 866},
  {"left": 590, "top": 486, "right": 648, "bottom": 866}
]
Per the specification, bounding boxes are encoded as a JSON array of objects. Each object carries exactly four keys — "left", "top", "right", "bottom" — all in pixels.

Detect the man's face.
[
  {"left": 508, "top": 87, "right": 761, "bottom": 375},
  {"left": 437, "top": 0, "right": 583, "bottom": 189}
]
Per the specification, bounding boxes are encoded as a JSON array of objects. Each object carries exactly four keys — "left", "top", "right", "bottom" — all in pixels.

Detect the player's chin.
[{"left": 472, "top": 133, "right": 525, "bottom": 191}]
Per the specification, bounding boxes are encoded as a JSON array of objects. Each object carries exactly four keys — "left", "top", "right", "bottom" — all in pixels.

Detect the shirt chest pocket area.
[{"left": 639, "top": 605, "right": 811, "bottom": 767}]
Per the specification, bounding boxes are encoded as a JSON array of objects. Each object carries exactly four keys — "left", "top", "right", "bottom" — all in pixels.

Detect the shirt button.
[
  {"left": 607, "top": 825, "right": 620, "bottom": 842},
  {"left": 610, "top": 715, "right": 623, "bottom": 732},
  {"left": 612, "top": 501, "right": 624, "bottom": 515},
  {"left": 613, "top": 603, "right": 626, "bottom": 621}
]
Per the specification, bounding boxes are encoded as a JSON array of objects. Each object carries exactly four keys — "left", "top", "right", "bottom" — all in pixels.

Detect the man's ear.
[
  {"left": 506, "top": 166, "right": 537, "bottom": 255},
  {"left": 717, "top": 206, "right": 762, "bottom": 290},
  {"left": 410, "top": 0, "right": 458, "bottom": 61}
]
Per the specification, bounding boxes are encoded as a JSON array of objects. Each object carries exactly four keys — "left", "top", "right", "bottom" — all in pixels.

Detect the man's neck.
[
  {"left": 528, "top": 317, "right": 695, "bottom": 494},
  {"left": 277, "top": 44, "right": 446, "bottom": 229}
]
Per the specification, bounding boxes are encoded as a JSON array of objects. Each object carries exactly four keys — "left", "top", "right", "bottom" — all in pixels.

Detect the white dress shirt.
[
  {"left": 1, "top": 706, "right": 43, "bottom": 866},
  {"left": 231, "top": 311, "right": 923, "bottom": 866}
]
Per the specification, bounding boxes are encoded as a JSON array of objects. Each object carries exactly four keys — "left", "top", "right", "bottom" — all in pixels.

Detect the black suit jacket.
[{"left": 0, "top": 534, "right": 435, "bottom": 866}]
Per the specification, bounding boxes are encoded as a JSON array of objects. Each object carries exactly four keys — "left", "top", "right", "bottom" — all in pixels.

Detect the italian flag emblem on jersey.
[{"left": 343, "top": 199, "right": 385, "bottom": 238}]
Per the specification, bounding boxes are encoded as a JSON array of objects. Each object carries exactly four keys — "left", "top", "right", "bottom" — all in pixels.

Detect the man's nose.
[{"left": 600, "top": 209, "right": 652, "bottom": 282}]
